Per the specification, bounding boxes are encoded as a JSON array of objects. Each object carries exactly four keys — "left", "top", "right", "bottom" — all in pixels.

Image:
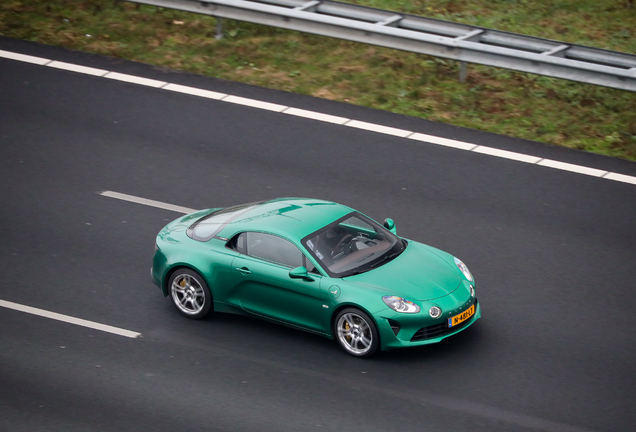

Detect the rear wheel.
[
  {"left": 334, "top": 308, "right": 379, "bottom": 357},
  {"left": 169, "top": 269, "right": 212, "bottom": 319}
]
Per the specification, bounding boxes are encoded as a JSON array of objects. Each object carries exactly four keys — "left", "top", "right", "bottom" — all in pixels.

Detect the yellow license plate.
[{"left": 448, "top": 304, "right": 475, "bottom": 328}]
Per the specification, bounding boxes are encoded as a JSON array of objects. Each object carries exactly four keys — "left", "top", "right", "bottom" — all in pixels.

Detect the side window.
[
  {"left": 236, "top": 232, "right": 247, "bottom": 254},
  {"left": 226, "top": 232, "right": 247, "bottom": 254},
  {"left": 246, "top": 232, "right": 303, "bottom": 268}
]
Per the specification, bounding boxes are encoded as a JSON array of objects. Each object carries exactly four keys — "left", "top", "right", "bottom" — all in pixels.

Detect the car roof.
[{"left": 218, "top": 198, "right": 353, "bottom": 240}]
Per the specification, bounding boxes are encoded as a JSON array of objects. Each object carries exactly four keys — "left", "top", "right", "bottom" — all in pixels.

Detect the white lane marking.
[
  {"left": 0, "top": 49, "right": 50, "bottom": 65},
  {"left": 409, "top": 132, "right": 478, "bottom": 150},
  {"left": 163, "top": 83, "right": 226, "bottom": 100},
  {"left": 0, "top": 299, "right": 142, "bottom": 339},
  {"left": 603, "top": 172, "right": 636, "bottom": 185},
  {"left": 103, "top": 71, "right": 167, "bottom": 88},
  {"left": 344, "top": 119, "right": 413, "bottom": 137},
  {"left": 222, "top": 95, "right": 287, "bottom": 112},
  {"left": 473, "top": 146, "right": 543, "bottom": 164},
  {"left": 100, "top": 191, "right": 196, "bottom": 214},
  {"left": 283, "top": 107, "right": 349, "bottom": 124},
  {"left": 2, "top": 48, "right": 636, "bottom": 186},
  {"left": 47, "top": 60, "right": 108, "bottom": 76},
  {"left": 538, "top": 159, "right": 608, "bottom": 177}
]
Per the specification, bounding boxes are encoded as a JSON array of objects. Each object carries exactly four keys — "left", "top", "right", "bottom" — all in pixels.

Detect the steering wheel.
[
  {"left": 331, "top": 234, "right": 353, "bottom": 258},
  {"left": 351, "top": 236, "right": 378, "bottom": 249}
]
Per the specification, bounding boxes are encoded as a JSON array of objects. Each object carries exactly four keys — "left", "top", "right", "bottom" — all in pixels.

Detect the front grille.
[{"left": 411, "top": 298, "right": 477, "bottom": 342}]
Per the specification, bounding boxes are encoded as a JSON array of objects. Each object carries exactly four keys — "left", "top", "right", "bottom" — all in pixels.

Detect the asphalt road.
[{"left": 1, "top": 37, "right": 635, "bottom": 432}]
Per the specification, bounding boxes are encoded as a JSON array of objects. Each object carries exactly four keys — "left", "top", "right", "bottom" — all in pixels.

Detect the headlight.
[
  {"left": 454, "top": 257, "right": 473, "bottom": 282},
  {"left": 383, "top": 296, "right": 420, "bottom": 314}
]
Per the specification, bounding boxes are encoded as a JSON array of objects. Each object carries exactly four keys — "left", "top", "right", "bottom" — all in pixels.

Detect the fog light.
[
  {"left": 469, "top": 285, "right": 475, "bottom": 297},
  {"left": 429, "top": 306, "right": 442, "bottom": 318}
]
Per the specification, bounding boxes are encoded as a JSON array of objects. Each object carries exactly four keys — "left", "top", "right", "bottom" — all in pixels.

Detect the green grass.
[{"left": 1, "top": 0, "right": 636, "bottom": 161}]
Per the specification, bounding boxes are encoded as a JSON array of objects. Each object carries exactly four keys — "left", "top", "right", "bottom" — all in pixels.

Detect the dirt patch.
[
  {"left": 312, "top": 87, "right": 339, "bottom": 100},
  {"left": 337, "top": 65, "right": 367, "bottom": 74}
]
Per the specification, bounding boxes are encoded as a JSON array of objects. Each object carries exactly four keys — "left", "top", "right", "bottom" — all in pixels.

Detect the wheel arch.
[
  {"left": 329, "top": 303, "right": 381, "bottom": 342},
  {"left": 162, "top": 264, "right": 209, "bottom": 297}
]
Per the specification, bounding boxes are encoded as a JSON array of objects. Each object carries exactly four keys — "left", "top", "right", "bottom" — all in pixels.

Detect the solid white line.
[
  {"left": 472, "top": 146, "right": 543, "bottom": 164},
  {"left": 409, "top": 132, "right": 478, "bottom": 150},
  {"left": 344, "top": 119, "right": 413, "bottom": 137},
  {"left": 103, "top": 71, "right": 167, "bottom": 88},
  {"left": 222, "top": 95, "right": 288, "bottom": 112},
  {"left": 0, "top": 49, "right": 50, "bottom": 65},
  {"left": 2, "top": 48, "right": 636, "bottom": 187},
  {"left": 603, "top": 172, "right": 636, "bottom": 185},
  {"left": 100, "top": 191, "right": 196, "bottom": 214},
  {"left": 537, "top": 159, "right": 608, "bottom": 177},
  {"left": 47, "top": 60, "right": 109, "bottom": 76},
  {"left": 163, "top": 83, "right": 226, "bottom": 100},
  {"left": 282, "top": 107, "right": 349, "bottom": 124},
  {"left": 0, "top": 299, "right": 142, "bottom": 339}
]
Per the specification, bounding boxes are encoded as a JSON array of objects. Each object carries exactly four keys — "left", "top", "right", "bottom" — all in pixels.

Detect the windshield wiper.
[
  {"left": 342, "top": 268, "right": 372, "bottom": 277},
  {"left": 370, "top": 250, "right": 402, "bottom": 268}
]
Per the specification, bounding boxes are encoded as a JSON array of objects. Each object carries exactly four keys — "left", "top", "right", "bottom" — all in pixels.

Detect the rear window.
[{"left": 187, "top": 202, "right": 262, "bottom": 241}]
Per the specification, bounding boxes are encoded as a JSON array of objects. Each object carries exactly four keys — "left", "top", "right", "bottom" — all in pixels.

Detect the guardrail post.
[
  {"left": 216, "top": 17, "right": 224, "bottom": 40},
  {"left": 459, "top": 61, "right": 467, "bottom": 82}
]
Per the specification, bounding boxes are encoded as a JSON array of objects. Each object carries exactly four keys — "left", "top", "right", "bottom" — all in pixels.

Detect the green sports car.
[{"left": 151, "top": 198, "right": 480, "bottom": 357}]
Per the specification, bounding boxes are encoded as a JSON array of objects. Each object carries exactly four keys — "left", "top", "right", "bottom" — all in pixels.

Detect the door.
[{"left": 230, "top": 232, "right": 325, "bottom": 333}]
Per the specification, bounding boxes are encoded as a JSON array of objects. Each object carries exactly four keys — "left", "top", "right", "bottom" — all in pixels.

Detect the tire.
[
  {"left": 168, "top": 268, "right": 212, "bottom": 319},
  {"left": 334, "top": 308, "right": 380, "bottom": 358}
]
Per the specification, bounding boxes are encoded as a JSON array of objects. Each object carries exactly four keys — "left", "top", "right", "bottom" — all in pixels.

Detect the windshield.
[{"left": 301, "top": 212, "right": 405, "bottom": 277}]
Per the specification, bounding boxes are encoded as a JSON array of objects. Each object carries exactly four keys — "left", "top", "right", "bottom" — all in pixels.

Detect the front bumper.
[
  {"left": 377, "top": 299, "right": 481, "bottom": 350},
  {"left": 150, "top": 266, "right": 160, "bottom": 288}
]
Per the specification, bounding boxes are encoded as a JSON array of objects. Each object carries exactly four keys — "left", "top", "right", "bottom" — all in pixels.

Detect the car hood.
[{"left": 343, "top": 240, "right": 462, "bottom": 301}]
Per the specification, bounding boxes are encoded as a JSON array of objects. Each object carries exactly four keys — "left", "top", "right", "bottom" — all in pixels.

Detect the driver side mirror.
[
  {"left": 289, "top": 266, "right": 314, "bottom": 281},
  {"left": 383, "top": 218, "right": 397, "bottom": 234}
]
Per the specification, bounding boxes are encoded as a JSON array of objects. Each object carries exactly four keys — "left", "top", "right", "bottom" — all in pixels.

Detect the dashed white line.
[
  {"left": 47, "top": 60, "right": 108, "bottom": 76},
  {"left": 0, "top": 49, "right": 50, "bottom": 65},
  {"left": 344, "top": 119, "right": 413, "bottom": 137},
  {"left": 0, "top": 299, "right": 142, "bottom": 339},
  {"left": 2, "top": 48, "right": 636, "bottom": 186},
  {"left": 283, "top": 107, "right": 349, "bottom": 124},
  {"left": 538, "top": 159, "right": 608, "bottom": 177},
  {"left": 473, "top": 146, "right": 543, "bottom": 164},
  {"left": 100, "top": 191, "right": 196, "bottom": 214},
  {"left": 408, "top": 133, "right": 478, "bottom": 150},
  {"left": 103, "top": 71, "right": 167, "bottom": 88},
  {"left": 222, "top": 95, "right": 288, "bottom": 112},
  {"left": 603, "top": 172, "right": 636, "bottom": 185},
  {"left": 102, "top": 190, "right": 197, "bottom": 216},
  {"left": 163, "top": 83, "right": 226, "bottom": 100}
]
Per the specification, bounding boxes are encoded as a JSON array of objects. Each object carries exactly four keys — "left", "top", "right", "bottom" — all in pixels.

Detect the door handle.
[{"left": 235, "top": 267, "right": 251, "bottom": 275}]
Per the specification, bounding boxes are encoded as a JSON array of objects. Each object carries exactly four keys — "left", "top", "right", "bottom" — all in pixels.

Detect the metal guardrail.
[{"left": 127, "top": 0, "right": 636, "bottom": 92}]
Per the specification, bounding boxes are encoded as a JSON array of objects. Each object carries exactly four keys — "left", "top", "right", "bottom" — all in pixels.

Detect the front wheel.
[
  {"left": 168, "top": 269, "right": 212, "bottom": 319},
  {"left": 334, "top": 308, "right": 379, "bottom": 358}
]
